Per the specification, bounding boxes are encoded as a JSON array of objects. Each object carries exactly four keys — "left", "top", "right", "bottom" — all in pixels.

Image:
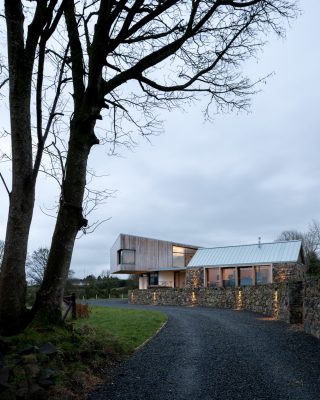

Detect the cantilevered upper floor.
[{"left": 110, "top": 233, "right": 199, "bottom": 274}]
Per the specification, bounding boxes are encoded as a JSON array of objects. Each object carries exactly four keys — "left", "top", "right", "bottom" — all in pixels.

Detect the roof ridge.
[{"left": 196, "top": 240, "right": 302, "bottom": 251}]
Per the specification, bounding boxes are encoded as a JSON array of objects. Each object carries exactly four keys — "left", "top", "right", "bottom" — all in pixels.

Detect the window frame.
[
  {"left": 255, "top": 265, "right": 272, "bottom": 285},
  {"left": 149, "top": 272, "right": 159, "bottom": 286},
  {"left": 172, "top": 245, "right": 197, "bottom": 268},
  {"left": 118, "top": 249, "right": 135, "bottom": 265}
]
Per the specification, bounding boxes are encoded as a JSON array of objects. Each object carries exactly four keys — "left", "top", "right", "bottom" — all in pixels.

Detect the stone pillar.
[
  {"left": 252, "top": 266, "right": 256, "bottom": 285},
  {"left": 235, "top": 268, "right": 239, "bottom": 287},
  {"left": 186, "top": 268, "right": 204, "bottom": 288}
]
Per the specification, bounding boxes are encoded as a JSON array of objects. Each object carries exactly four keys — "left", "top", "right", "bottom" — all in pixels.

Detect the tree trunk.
[
  {"left": 33, "top": 115, "right": 98, "bottom": 321},
  {"left": 0, "top": 70, "right": 35, "bottom": 335},
  {"left": 0, "top": 189, "right": 34, "bottom": 334},
  {"left": 0, "top": 0, "right": 45, "bottom": 335}
]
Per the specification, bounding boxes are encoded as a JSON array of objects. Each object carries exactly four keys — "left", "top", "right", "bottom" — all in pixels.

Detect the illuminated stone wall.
[
  {"left": 185, "top": 268, "right": 204, "bottom": 288},
  {"left": 239, "top": 282, "right": 303, "bottom": 323},
  {"left": 129, "top": 282, "right": 303, "bottom": 324},
  {"left": 304, "top": 278, "right": 320, "bottom": 339},
  {"left": 273, "top": 262, "right": 306, "bottom": 283}
]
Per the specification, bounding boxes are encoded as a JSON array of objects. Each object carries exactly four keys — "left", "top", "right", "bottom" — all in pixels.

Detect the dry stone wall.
[
  {"left": 185, "top": 268, "right": 204, "bottom": 288},
  {"left": 273, "top": 262, "right": 306, "bottom": 283},
  {"left": 130, "top": 278, "right": 320, "bottom": 340},
  {"left": 129, "top": 282, "right": 303, "bottom": 324},
  {"left": 304, "top": 278, "right": 320, "bottom": 339}
]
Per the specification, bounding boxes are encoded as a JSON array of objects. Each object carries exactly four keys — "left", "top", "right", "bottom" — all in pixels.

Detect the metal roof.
[{"left": 187, "top": 240, "right": 302, "bottom": 268}]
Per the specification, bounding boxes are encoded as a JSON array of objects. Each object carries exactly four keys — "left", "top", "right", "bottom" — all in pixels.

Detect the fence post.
[{"left": 71, "top": 293, "right": 77, "bottom": 320}]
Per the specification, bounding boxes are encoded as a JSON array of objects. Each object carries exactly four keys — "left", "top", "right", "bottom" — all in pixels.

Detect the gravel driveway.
[{"left": 87, "top": 300, "right": 320, "bottom": 400}]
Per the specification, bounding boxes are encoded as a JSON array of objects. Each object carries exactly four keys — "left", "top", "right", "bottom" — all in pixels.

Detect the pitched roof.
[{"left": 187, "top": 240, "right": 302, "bottom": 268}]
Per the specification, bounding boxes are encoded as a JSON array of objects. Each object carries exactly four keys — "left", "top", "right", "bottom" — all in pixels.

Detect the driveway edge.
[{"left": 134, "top": 319, "right": 168, "bottom": 353}]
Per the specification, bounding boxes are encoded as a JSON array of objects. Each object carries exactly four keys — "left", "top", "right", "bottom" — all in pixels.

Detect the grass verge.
[
  {"left": 75, "top": 306, "right": 167, "bottom": 352},
  {"left": 0, "top": 306, "right": 167, "bottom": 400}
]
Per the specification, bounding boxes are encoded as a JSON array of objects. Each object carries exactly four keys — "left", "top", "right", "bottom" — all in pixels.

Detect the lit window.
[
  {"left": 239, "top": 267, "right": 253, "bottom": 286},
  {"left": 222, "top": 268, "right": 235, "bottom": 287},
  {"left": 118, "top": 249, "right": 135, "bottom": 265},
  {"left": 207, "top": 269, "right": 220, "bottom": 287},
  {"left": 255, "top": 266, "right": 271, "bottom": 284},
  {"left": 172, "top": 246, "right": 196, "bottom": 267}
]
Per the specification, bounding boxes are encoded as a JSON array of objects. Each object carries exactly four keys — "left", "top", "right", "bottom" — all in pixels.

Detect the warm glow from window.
[
  {"left": 207, "top": 269, "right": 220, "bottom": 288},
  {"left": 255, "top": 265, "right": 272, "bottom": 284},
  {"left": 239, "top": 267, "right": 253, "bottom": 286},
  {"left": 172, "top": 246, "right": 196, "bottom": 267},
  {"left": 222, "top": 268, "right": 235, "bottom": 287}
]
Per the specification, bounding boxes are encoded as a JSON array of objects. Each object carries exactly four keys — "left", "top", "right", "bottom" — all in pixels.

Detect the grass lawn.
[
  {"left": 1, "top": 305, "right": 167, "bottom": 399},
  {"left": 75, "top": 306, "right": 167, "bottom": 352}
]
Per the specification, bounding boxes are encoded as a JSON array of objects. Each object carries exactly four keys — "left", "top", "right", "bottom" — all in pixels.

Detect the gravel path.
[{"left": 87, "top": 300, "right": 320, "bottom": 400}]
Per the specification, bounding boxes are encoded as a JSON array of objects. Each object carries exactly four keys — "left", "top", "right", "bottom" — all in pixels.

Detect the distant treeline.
[
  {"left": 27, "top": 273, "right": 138, "bottom": 305},
  {"left": 67, "top": 273, "right": 139, "bottom": 299}
]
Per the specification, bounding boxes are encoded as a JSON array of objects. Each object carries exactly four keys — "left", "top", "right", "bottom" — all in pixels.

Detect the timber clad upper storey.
[
  {"left": 110, "top": 234, "right": 198, "bottom": 273},
  {"left": 110, "top": 234, "right": 306, "bottom": 290}
]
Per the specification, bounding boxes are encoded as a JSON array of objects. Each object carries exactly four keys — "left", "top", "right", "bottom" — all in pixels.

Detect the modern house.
[
  {"left": 110, "top": 234, "right": 306, "bottom": 289},
  {"left": 110, "top": 233, "right": 199, "bottom": 289}
]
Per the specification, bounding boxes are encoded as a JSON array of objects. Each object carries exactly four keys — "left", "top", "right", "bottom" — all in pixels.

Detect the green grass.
[
  {"left": 75, "top": 306, "right": 167, "bottom": 352},
  {"left": 1, "top": 306, "right": 167, "bottom": 399}
]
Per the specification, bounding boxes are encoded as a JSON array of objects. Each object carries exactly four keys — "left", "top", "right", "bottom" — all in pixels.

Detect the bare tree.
[
  {"left": 99, "top": 270, "right": 111, "bottom": 279},
  {"left": 305, "top": 220, "right": 320, "bottom": 257},
  {"left": 26, "top": 247, "right": 50, "bottom": 286},
  {"left": 27, "top": 246, "right": 76, "bottom": 285},
  {"left": 34, "top": 0, "right": 299, "bottom": 323},
  {"left": 0, "top": 0, "right": 298, "bottom": 333},
  {"left": 277, "top": 230, "right": 304, "bottom": 242},
  {"left": 277, "top": 220, "right": 320, "bottom": 274},
  {"left": 0, "top": 0, "right": 68, "bottom": 334}
]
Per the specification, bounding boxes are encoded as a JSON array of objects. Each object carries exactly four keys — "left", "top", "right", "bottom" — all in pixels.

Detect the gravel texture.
[{"left": 87, "top": 300, "right": 320, "bottom": 400}]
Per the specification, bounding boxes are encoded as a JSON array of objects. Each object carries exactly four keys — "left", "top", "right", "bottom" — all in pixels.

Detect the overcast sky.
[{"left": 1, "top": 1, "right": 320, "bottom": 278}]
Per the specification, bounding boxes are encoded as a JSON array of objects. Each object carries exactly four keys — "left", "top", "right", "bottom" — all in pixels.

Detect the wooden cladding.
[{"left": 110, "top": 234, "right": 198, "bottom": 274}]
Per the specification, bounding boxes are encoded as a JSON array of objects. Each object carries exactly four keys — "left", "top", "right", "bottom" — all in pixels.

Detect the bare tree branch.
[{"left": 0, "top": 172, "right": 10, "bottom": 197}]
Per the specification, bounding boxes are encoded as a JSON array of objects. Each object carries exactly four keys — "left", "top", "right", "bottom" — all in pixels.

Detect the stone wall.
[
  {"left": 273, "top": 262, "right": 306, "bottom": 283},
  {"left": 129, "top": 282, "right": 303, "bottom": 324},
  {"left": 303, "top": 278, "right": 320, "bottom": 339},
  {"left": 129, "top": 278, "right": 320, "bottom": 339},
  {"left": 185, "top": 268, "right": 204, "bottom": 288}
]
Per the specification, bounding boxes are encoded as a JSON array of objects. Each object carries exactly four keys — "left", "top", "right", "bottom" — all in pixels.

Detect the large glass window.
[
  {"left": 172, "top": 246, "right": 197, "bottom": 267},
  {"left": 118, "top": 249, "right": 135, "bottom": 265},
  {"left": 207, "top": 269, "right": 220, "bottom": 288},
  {"left": 255, "top": 266, "right": 272, "bottom": 284},
  {"left": 239, "top": 267, "right": 253, "bottom": 286},
  {"left": 149, "top": 272, "right": 159, "bottom": 286},
  {"left": 222, "top": 268, "right": 235, "bottom": 287},
  {"left": 172, "top": 246, "right": 185, "bottom": 267}
]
